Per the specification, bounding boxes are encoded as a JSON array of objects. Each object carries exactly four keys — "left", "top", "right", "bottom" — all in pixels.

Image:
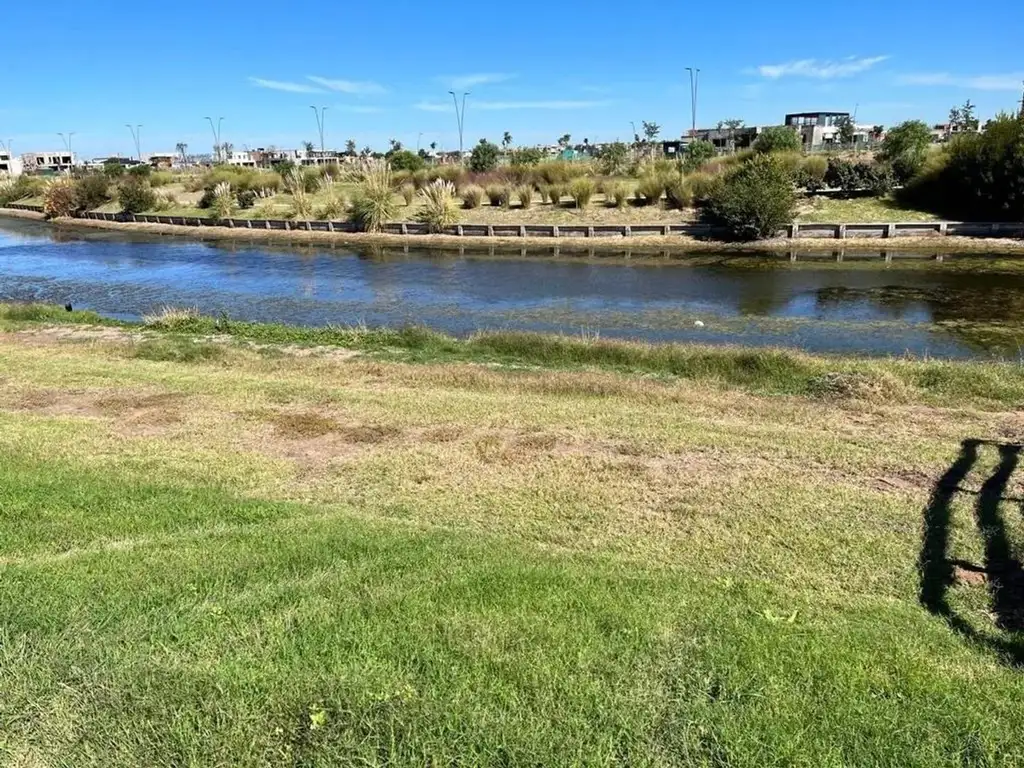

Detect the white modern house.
[
  {"left": 21, "top": 151, "right": 77, "bottom": 172},
  {"left": 0, "top": 149, "right": 23, "bottom": 176},
  {"left": 224, "top": 149, "right": 257, "bottom": 167}
]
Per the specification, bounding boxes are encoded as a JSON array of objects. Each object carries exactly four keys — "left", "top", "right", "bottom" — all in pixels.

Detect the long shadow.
[{"left": 919, "top": 439, "right": 1024, "bottom": 666}]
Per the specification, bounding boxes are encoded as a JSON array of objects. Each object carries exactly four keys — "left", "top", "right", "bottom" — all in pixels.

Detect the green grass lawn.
[
  {"left": 797, "top": 194, "right": 937, "bottom": 222},
  {"left": 2, "top": 309, "right": 1024, "bottom": 764}
]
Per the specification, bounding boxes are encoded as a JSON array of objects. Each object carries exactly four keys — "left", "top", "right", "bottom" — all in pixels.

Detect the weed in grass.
[{"left": 129, "top": 338, "right": 225, "bottom": 363}]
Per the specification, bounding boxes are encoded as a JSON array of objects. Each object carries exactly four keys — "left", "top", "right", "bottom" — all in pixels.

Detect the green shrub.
[
  {"left": 149, "top": 171, "right": 174, "bottom": 188},
  {"left": 0, "top": 175, "right": 40, "bottom": 205},
  {"left": 635, "top": 175, "right": 665, "bottom": 206},
  {"left": 415, "top": 179, "right": 460, "bottom": 232},
  {"left": 210, "top": 182, "right": 237, "bottom": 219},
  {"left": 127, "top": 164, "right": 151, "bottom": 178},
  {"left": 685, "top": 172, "right": 721, "bottom": 206},
  {"left": 42, "top": 178, "right": 77, "bottom": 218},
  {"left": 598, "top": 142, "right": 630, "bottom": 175},
  {"left": 470, "top": 140, "right": 500, "bottom": 173},
  {"left": 753, "top": 126, "right": 801, "bottom": 154},
  {"left": 461, "top": 185, "right": 484, "bottom": 209},
  {"left": 436, "top": 165, "right": 468, "bottom": 192},
  {"left": 683, "top": 139, "right": 717, "bottom": 171},
  {"left": 774, "top": 151, "right": 803, "bottom": 180},
  {"left": 316, "top": 187, "right": 347, "bottom": 220},
  {"left": 602, "top": 181, "right": 629, "bottom": 208},
  {"left": 516, "top": 184, "right": 534, "bottom": 209},
  {"left": 706, "top": 154, "right": 796, "bottom": 240},
  {"left": 485, "top": 185, "right": 509, "bottom": 207},
  {"left": 400, "top": 184, "right": 415, "bottom": 206},
  {"left": 388, "top": 150, "right": 425, "bottom": 172},
  {"left": 546, "top": 184, "right": 564, "bottom": 207},
  {"left": 301, "top": 167, "right": 322, "bottom": 193},
  {"left": 411, "top": 169, "right": 429, "bottom": 190},
  {"left": 351, "top": 162, "right": 398, "bottom": 232},
  {"left": 102, "top": 159, "right": 126, "bottom": 179},
  {"left": 665, "top": 176, "right": 693, "bottom": 210},
  {"left": 71, "top": 173, "right": 110, "bottom": 212},
  {"left": 570, "top": 177, "right": 595, "bottom": 209},
  {"left": 117, "top": 176, "right": 156, "bottom": 214},
  {"left": 236, "top": 190, "right": 257, "bottom": 209},
  {"left": 797, "top": 156, "right": 828, "bottom": 190},
  {"left": 509, "top": 147, "right": 544, "bottom": 166},
  {"left": 880, "top": 120, "right": 932, "bottom": 182}
]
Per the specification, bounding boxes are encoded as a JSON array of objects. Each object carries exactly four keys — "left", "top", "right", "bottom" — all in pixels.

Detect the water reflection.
[{"left": 2, "top": 216, "right": 1023, "bottom": 359}]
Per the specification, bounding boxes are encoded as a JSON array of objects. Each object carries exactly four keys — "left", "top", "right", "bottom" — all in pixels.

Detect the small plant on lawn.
[
  {"left": 415, "top": 179, "right": 460, "bottom": 233},
  {"left": 460, "top": 185, "right": 484, "bottom": 209},
  {"left": 516, "top": 185, "right": 534, "bottom": 209},
  {"left": 151, "top": 190, "right": 178, "bottom": 212},
  {"left": 117, "top": 176, "right": 156, "bottom": 215},
  {"left": 400, "top": 184, "right": 415, "bottom": 206},
  {"left": 142, "top": 305, "right": 200, "bottom": 329},
  {"left": 71, "top": 174, "right": 111, "bottom": 212},
  {"left": 570, "top": 178, "right": 595, "bottom": 209},
  {"left": 350, "top": 161, "right": 398, "bottom": 232},
  {"left": 316, "top": 186, "right": 347, "bottom": 220},
  {"left": 210, "top": 181, "right": 237, "bottom": 219},
  {"left": 635, "top": 175, "right": 665, "bottom": 206},
  {"left": 797, "top": 155, "right": 828, "bottom": 191},
  {"left": 706, "top": 153, "right": 796, "bottom": 240},
  {"left": 42, "top": 177, "right": 77, "bottom": 218},
  {"left": 486, "top": 185, "right": 509, "bottom": 207}
]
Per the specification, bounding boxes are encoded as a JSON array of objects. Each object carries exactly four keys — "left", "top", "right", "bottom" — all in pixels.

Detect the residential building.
[
  {"left": 224, "top": 149, "right": 257, "bottom": 167},
  {"left": 783, "top": 112, "right": 873, "bottom": 149},
  {"left": 0, "top": 150, "right": 23, "bottom": 176},
  {"left": 663, "top": 125, "right": 763, "bottom": 156},
  {"left": 147, "top": 153, "right": 177, "bottom": 169},
  {"left": 21, "top": 151, "right": 77, "bottom": 173},
  {"left": 930, "top": 122, "right": 981, "bottom": 143},
  {"left": 300, "top": 149, "right": 345, "bottom": 167}
]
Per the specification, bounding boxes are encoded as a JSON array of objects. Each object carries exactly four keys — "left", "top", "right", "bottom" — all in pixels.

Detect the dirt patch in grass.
[{"left": 263, "top": 410, "right": 341, "bottom": 439}]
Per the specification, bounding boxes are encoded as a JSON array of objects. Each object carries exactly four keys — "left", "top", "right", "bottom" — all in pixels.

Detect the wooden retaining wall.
[{"left": 4, "top": 205, "right": 1023, "bottom": 240}]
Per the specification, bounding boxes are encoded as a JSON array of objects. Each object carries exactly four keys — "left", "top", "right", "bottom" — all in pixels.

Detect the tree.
[
  {"left": 388, "top": 149, "right": 425, "bottom": 172},
  {"left": 502, "top": 131, "right": 513, "bottom": 151},
  {"left": 835, "top": 115, "right": 856, "bottom": 146},
  {"left": 880, "top": 120, "right": 932, "bottom": 181},
  {"left": 302, "top": 140, "right": 314, "bottom": 155},
  {"left": 949, "top": 100, "right": 979, "bottom": 132},
  {"left": 117, "top": 176, "right": 156, "bottom": 215},
  {"left": 345, "top": 139, "right": 357, "bottom": 156},
  {"left": 509, "top": 147, "right": 544, "bottom": 166},
  {"left": 683, "top": 139, "right": 716, "bottom": 171},
  {"left": 598, "top": 141, "right": 629, "bottom": 175},
  {"left": 753, "top": 126, "right": 801, "bottom": 154},
  {"left": 557, "top": 134, "right": 572, "bottom": 149},
  {"left": 175, "top": 142, "right": 188, "bottom": 166},
  {"left": 388, "top": 138, "right": 402, "bottom": 152},
  {"left": 642, "top": 121, "right": 661, "bottom": 142},
  {"left": 717, "top": 118, "right": 745, "bottom": 152},
  {"left": 469, "top": 139, "right": 500, "bottom": 172},
  {"left": 222, "top": 142, "right": 234, "bottom": 159},
  {"left": 706, "top": 153, "right": 796, "bottom": 240},
  {"left": 429, "top": 141, "right": 437, "bottom": 152},
  {"left": 361, "top": 146, "right": 372, "bottom": 157}
]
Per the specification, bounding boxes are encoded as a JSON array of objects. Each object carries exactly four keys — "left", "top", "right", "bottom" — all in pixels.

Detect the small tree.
[
  {"left": 880, "top": 120, "right": 932, "bottom": 181},
  {"left": 753, "top": 126, "right": 801, "bottom": 154},
  {"left": 117, "top": 176, "right": 156, "bottom": 215},
  {"left": 949, "top": 100, "right": 979, "bottom": 132},
  {"left": 470, "top": 139, "right": 500, "bottom": 172},
  {"left": 387, "top": 149, "right": 424, "bottom": 172},
  {"left": 175, "top": 142, "right": 188, "bottom": 166},
  {"left": 302, "top": 140, "right": 315, "bottom": 155},
  {"left": 509, "top": 147, "right": 544, "bottom": 166},
  {"left": 557, "top": 134, "right": 572, "bottom": 149},
  {"left": 683, "top": 139, "right": 716, "bottom": 171},
  {"left": 72, "top": 173, "right": 111, "bottom": 212},
  {"left": 718, "top": 119, "right": 745, "bottom": 152},
  {"left": 598, "top": 141, "right": 629, "bottom": 175},
  {"left": 345, "top": 139, "right": 357, "bottom": 156},
  {"left": 706, "top": 154, "right": 796, "bottom": 240},
  {"left": 835, "top": 115, "right": 856, "bottom": 146},
  {"left": 502, "top": 131, "right": 513, "bottom": 151},
  {"left": 642, "top": 121, "right": 661, "bottom": 142}
]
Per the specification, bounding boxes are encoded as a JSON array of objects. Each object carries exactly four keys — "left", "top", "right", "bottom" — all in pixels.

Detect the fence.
[{"left": 4, "top": 205, "right": 1024, "bottom": 240}]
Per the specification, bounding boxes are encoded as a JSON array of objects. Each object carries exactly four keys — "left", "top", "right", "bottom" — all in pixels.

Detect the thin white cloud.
[
  {"left": 440, "top": 73, "right": 515, "bottom": 90},
  {"left": 897, "top": 72, "right": 1024, "bottom": 91},
  {"left": 757, "top": 56, "right": 889, "bottom": 79},
  {"left": 414, "top": 101, "right": 451, "bottom": 113},
  {"left": 249, "top": 77, "right": 325, "bottom": 94},
  {"left": 415, "top": 99, "right": 609, "bottom": 111},
  {"left": 307, "top": 76, "right": 387, "bottom": 95},
  {"left": 336, "top": 105, "right": 383, "bottom": 114}
]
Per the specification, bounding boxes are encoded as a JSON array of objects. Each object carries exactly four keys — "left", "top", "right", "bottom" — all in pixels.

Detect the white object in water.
[{"left": 693, "top": 320, "right": 705, "bottom": 328}]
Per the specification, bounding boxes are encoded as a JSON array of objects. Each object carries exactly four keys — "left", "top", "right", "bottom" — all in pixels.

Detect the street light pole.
[
  {"left": 126, "top": 124, "right": 142, "bottom": 162},
  {"left": 57, "top": 132, "right": 75, "bottom": 172},
  {"left": 448, "top": 90, "right": 469, "bottom": 159},
  {"left": 686, "top": 68, "right": 701, "bottom": 136},
  {"left": 204, "top": 116, "right": 224, "bottom": 162},
  {"left": 310, "top": 105, "right": 327, "bottom": 153}
]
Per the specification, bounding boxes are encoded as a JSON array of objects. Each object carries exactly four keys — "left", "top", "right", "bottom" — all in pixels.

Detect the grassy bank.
[{"left": 3, "top": 306, "right": 1024, "bottom": 764}]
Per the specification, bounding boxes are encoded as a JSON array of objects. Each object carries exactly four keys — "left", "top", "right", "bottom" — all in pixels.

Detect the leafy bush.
[
  {"left": 127, "top": 164, "right": 151, "bottom": 178},
  {"left": 197, "top": 188, "right": 216, "bottom": 209},
  {"left": 415, "top": 179, "right": 460, "bottom": 232},
  {"left": 880, "top": 120, "right": 932, "bottom": 182},
  {"left": 509, "top": 147, "right": 544, "bottom": 166},
  {"left": 461, "top": 185, "right": 483, "bottom": 209},
  {"left": 602, "top": 181, "right": 629, "bottom": 208},
  {"left": 683, "top": 140, "right": 716, "bottom": 171},
  {"left": 899, "top": 114, "right": 1024, "bottom": 221},
  {"left": 351, "top": 161, "right": 398, "bottom": 232},
  {"left": 72, "top": 173, "right": 110, "bottom": 212},
  {"left": 485, "top": 185, "right": 509, "bottom": 207},
  {"left": 706, "top": 154, "right": 796, "bottom": 240},
  {"left": 824, "top": 159, "right": 894, "bottom": 197},
  {"left": 516, "top": 184, "right": 534, "bottom": 209},
  {"left": 796, "top": 156, "right": 828, "bottom": 190},
  {"left": 598, "top": 142, "right": 630, "bottom": 175},
  {"left": 102, "top": 160, "right": 126, "bottom": 179},
  {"left": 42, "top": 178, "right": 77, "bottom": 218},
  {"left": 149, "top": 171, "right": 174, "bottom": 187},
  {"left": 570, "top": 177, "right": 595, "bottom": 209},
  {"left": 236, "top": 190, "right": 257, "bottom": 209},
  {"left": 400, "top": 184, "right": 415, "bottom": 206},
  {"left": 470, "top": 140, "right": 500, "bottom": 173},
  {"left": 685, "top": 172, "right": 721, "bottom": 206},
  {"left": 117, "top": 176, "right": 156, "bottom": 214},
  {"left": 0, "top": 175, "right": 41, "bottom": 205},
  {"left": 635, "top": 175, "right": 665, "bottom": 206},
  {"left": 388, "top": 150, "right": 425, "bottom": 172},
  {"left": 753, "top": 126, "right": 801, "bottom": 154},
  {"left": 210, "top": 182, "right": 237, "bottom": 219},
  {"left": 665, "top": 176, "right": 693, "bottom": 210}
]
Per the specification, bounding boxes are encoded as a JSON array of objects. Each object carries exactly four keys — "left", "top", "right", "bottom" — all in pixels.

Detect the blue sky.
[{"left": 3, "top": 0, "right": 1023, "bottom": 158}]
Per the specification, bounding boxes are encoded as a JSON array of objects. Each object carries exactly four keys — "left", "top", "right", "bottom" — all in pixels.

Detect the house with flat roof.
[
  {"left": 21, "top": 151, "right": 77, "bottom": 173},
  {"left": 0, "top": 150, "right": 23, "bottom": 176},
  {"left": 783, "top": 111, "right": 872, "bottom": 149}
]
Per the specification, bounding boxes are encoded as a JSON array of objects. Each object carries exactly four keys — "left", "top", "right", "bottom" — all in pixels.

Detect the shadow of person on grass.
[{"left": 919, "top": 439, "right": 1024, "bottom": 667}]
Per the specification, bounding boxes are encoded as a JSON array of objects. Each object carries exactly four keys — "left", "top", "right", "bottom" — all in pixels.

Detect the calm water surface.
[{"left": 1, "top": 217, "right": 1022, "bottom": 359}]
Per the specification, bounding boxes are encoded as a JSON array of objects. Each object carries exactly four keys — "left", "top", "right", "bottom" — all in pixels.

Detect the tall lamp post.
[
  {"left": 204, "top": 116, "right": 224, "bottom": 162},
  {"left": 448, "top": 90, "right": 469, "bottom": 160},
  {"left": 126, "top": 124, "right": 142, "bottom": 162},
  {"left": 310, "top": 105, "right": 327, "bottom": 153},
  {"left": 57, "top": 132, "right": 75, "bottom": 173},
  {"left": 685, "top": 68, "right": 701, "bottom": 136}
]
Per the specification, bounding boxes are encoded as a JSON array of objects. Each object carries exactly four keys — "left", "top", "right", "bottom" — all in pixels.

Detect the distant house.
[
  {"left": 147, "top": 153, "right": 177, "bottom": 169},
  {"left": 784, "top": 112, "right": 871, "bottom": 149},
  {"left": 0, "top": 149, "right": 23, "bottom": 176},
  {"left": 21, "top": 151, "right": 77, "bottom": 173}
]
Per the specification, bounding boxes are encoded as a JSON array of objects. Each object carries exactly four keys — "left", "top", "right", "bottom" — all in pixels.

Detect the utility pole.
[
  {"left": 204, "top": 116, "right": 224, "bottom": 162},
  {"left": 310, "top": 105, "right": 327, "bottom": 153},
  {"left": 126, "top": 124, "right": 142, "bottom": 162},
  {"left": 686, "top": 67, "right": 701, "bottom": 136},
  {"left": 448, "top": 90, "right": 469, "bottom": 159},
  {"left": 57, "top": 132, "right": 75, "bottom": 172}
]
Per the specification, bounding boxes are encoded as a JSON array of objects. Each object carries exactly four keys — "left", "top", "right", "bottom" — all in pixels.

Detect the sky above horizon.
[{"left": 3, "top": 0, "right": 1023, "bottom": 159}]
